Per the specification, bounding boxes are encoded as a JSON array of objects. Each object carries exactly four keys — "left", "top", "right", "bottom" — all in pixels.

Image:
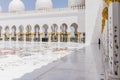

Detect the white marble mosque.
[
  {"left": 0, "top": 0, "right": 85, "bottom": 43},
  {"left": 0, "top": 0, "right": 119, "bottom": 80}
]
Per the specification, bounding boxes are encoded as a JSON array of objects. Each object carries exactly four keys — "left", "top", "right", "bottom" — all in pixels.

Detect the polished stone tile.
[
  {"left": 37, "top": 69, "right": 85, "bottom": 80},
  {"left": 15, "top": 44, "right": 105, "bottom": 80}
]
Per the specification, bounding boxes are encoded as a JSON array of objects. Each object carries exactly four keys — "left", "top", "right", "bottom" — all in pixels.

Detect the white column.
[
  {"left": 49, "top": 33, "right": 51, "bottom": 42},
  {"left": 79, "top": 35, "right": 81, "bottom": 43},
  {"left": 80, "top": 33, "right": 83, "bottom": 43},
  {"left": 10, "top": 33, "right": 12, "bottom": 41},
  {"left": 2, "top": 30, "right": 5, "bottom": 42},
  {"left": 16, "top": 34, "right": 18, "bottom": 42},
  {"left": 108, "top": 2, "right": 120, "bottom": 80},
  {"left": 67, "top": 35, "right": 70, "bottom": 43},
  {"left": 40, "top": 29, "right": 42, "bottom": 43},
  {"left": 24, "top": 31, "right": 26, "bottom": 42},
  {"left": 58, "top": 33, "right": 60, "bottom": 42},
  {"left": 58, "top": 25, "right": 61, "bottom": 42},
  {"left": 67, "top": 26, "right": 71, "bottom": 43},
  {"left": 48, "top": 26, "right": 51, "bottom": 42},
  {"left": 40, "top": 34, "right": 42, "bottom": 42},
  {"left": 78, "top": 32, "right": 80, "bottom": 43},
  {"left": 31, "top": 32, "right": 34, "bottom": 42},
  {"left": 9, "top": 29, "right": 12, "bottom": 41},
  {"left": 16, "top": 29, "right": 18, "bottom": 42}
]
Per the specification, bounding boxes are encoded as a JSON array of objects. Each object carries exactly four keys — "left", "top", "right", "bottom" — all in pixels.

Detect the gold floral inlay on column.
[
  {"left": 39, "top": 33, "right": 42, "bottom": 35},
  {"left": 9, "top": 33, "right": 12, "bottom": 36},
  {"left": 16, "top": 33, "right": 18, "bottom": 36},
  {"left": 57, "top": 32, "right": 61, "bottom": 35},
  {"left": 30, "top": 33, "right": 35, "bottom": 36},
  {"left": 77, "top": 32, "right": 81, "bottom": 36},
  {"left": 67, "top": 32, "right": 71, "bottom": 35},
  {"left": 23, "top": 33, "right": 26, "bottom": 36},
  {"left": 48, "top": 32, "right": 52, "bottom": 36},
  {"left": 104, "top": 0, "right": 120, "bottom": 7},
  {"left": 102, "top": 0, "right": 120, "bottom": 33},
  {"left": 101, "top": 6, "right": 108, "bottom": 33},
  {"left": 2, "top": 33, "right": 5, "bottom": 35}
]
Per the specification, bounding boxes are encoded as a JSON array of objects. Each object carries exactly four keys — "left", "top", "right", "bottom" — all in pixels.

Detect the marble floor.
[
  {"left": 14, "top": 44, "right": 105, "bottom": 80},
  {"left": 0, "top": 42, "right": 84, "bottom": 80}
]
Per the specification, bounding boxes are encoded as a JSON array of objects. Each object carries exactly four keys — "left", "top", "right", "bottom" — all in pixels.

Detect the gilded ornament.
[
  {"left": 67, "top": 32, "right": 71, "bottom": 35},
  {"left": 48, "top": 32, "right": 52, "bottom": 35},
  {"left": 57, "top": 32, "right": 61, "bottom": 35},
  {"left": 104, "top": 0, "right": 120, "bottom": 6},
  {"left": 40, "top": 33, "right": 43, "bottom": 35},
  {"left": 77, "top": 32, "right": 81, "bottom": 36}
]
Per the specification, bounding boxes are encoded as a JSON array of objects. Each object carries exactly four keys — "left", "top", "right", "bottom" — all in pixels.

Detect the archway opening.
[
  {"left": 11, "top": 25, "right": 16, "bottom": 41},
  {"left": 5, "top": 26, "right": 9, "bottom": 41},
  {"left": 34, "top": 24, "right": 40, "bottom": 42},
  {"left": 26, "top": 25, "right": 32, "bottom": 41},
  {"left": 18, "top": 25, "right": 24, "bottom": 41},
  {"left": 70, "top": 23, "right": 78, "bottom": 42},
  {"left": 42, "top": 24, "right": 48, "bottom": 42},
  {"left": 51, "top": 24, "right": 58, "bottom": 42},
  {"left": 0, "top": 26, "right": 2, "bottom": 41},
  {"left": 60, "top": 23, "right": 68, "bottom": 42}
]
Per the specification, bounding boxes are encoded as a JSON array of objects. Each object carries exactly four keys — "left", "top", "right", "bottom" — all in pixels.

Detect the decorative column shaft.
[
  {"left": 40, "top": 33, "right": 42, "bottom": 42},
  {"left": 9, "top": 33, "right": 12, "bottom": 41},
  {"left": 78, "top": 32, "right": 81, "bottom": 43},
  {"left": 58, "top": 32, "right": 61, "bottom": 42},
  {"left": 48, "top": 32, "right": 51, "bottom": 42},
  {"left": 108, "top": 2, "right": 120, "bottom": 80},
  {"left": 67, "top": 27, "right": 71, "bottom": 43},
  {"left": 16, "top": 33, "right": 18, "bottom": 42},
  {"left": 31, "top": 32, "right": 34, "bottom": 42},
  {"left": 2, "top": 32, "right": 5, "bottom": 42},
  {"left": 24, "top": 33, "right": 26, "bottom": 42},
  {"left": 67, "top": 32, "right": 70, "bottom": 43}
]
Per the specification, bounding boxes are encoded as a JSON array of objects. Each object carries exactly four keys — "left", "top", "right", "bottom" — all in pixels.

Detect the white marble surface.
[
  {"left": 15, "top": 44, "right": 105, "bottom": 80},
  {"left": 0, "top": 42, "right": 84, "bottom": 80}
]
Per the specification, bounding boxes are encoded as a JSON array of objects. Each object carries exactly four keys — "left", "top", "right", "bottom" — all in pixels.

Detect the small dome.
[
  {"left": 69, "top": 0, "right": 85, "bottom": 6},
  {"left": 0, "top": 6, "right": 2, "bottom": 13},
  {"left": 36, "top": 0, "right": 53, "bottom": 10},
  {"left": 8, "top": 0, "right": 25, "bottom": 12}
]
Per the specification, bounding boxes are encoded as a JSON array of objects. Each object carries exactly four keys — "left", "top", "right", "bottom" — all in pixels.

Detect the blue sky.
[{"left": 0, "top": 0, "right": 68, "bottom": 12}]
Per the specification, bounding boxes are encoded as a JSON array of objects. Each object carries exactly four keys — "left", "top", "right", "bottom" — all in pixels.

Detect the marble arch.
[
  {"left": 26, "top": 25, "right": 32, "bottom": 41},
  {"left": 34, "top": 24, "right": 40, "bottom": 41},
  {"left": 51, "top": 24, "right": 58, "bottom": 42},
  {"left": 42, "top": 24, "right": 49, "bottom": 42},
  {"left": 51, "top": 24, "right": 58, "bottom": 34},
  {"left": 18, "top": 25, "right": 24, "bottom": 41},
  {"left": 42, "top": 24, "right": 48, "bottom": 36},
  {"left": 70, "top": 23, "right": 78, "bottom": 42},
  {"left": 60, "top": 23, "right": 68, "bottom": 42},
  {"left": 11, "top": 25, "right": 16, "bottom": 35},
  {"left": 70, "top": 23, "right": 78, "bottom": 33},
  {"left": 0, "top": 26, "right": 2, "bottom": 38},
  {"left": 19, "top": 25, "right": 24, "bottom": 34},
  {"left": 60, "top": 23, "right": 68, "bottom": 34},
  {"left": 5, "top": 26, "right": 9, "bottom": 41}
]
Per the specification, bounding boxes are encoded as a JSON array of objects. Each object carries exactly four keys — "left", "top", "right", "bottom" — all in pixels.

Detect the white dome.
[
  {"left": 0, "top": 6, "right": 2, "bottom": 13},
  {"left": 69, "top": 0, "right": 85, "bottom": 6},
  {"left": 9, "top": 0, "right": 25, "bottom": 12},
  {"left": 36, "top": 0, "right": 53, "bottom": 10}
]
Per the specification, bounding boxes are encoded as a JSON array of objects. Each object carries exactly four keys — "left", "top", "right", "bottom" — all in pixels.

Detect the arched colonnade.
[{"left": 0, "top": 23, "right": 85, "bottom": 43}]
